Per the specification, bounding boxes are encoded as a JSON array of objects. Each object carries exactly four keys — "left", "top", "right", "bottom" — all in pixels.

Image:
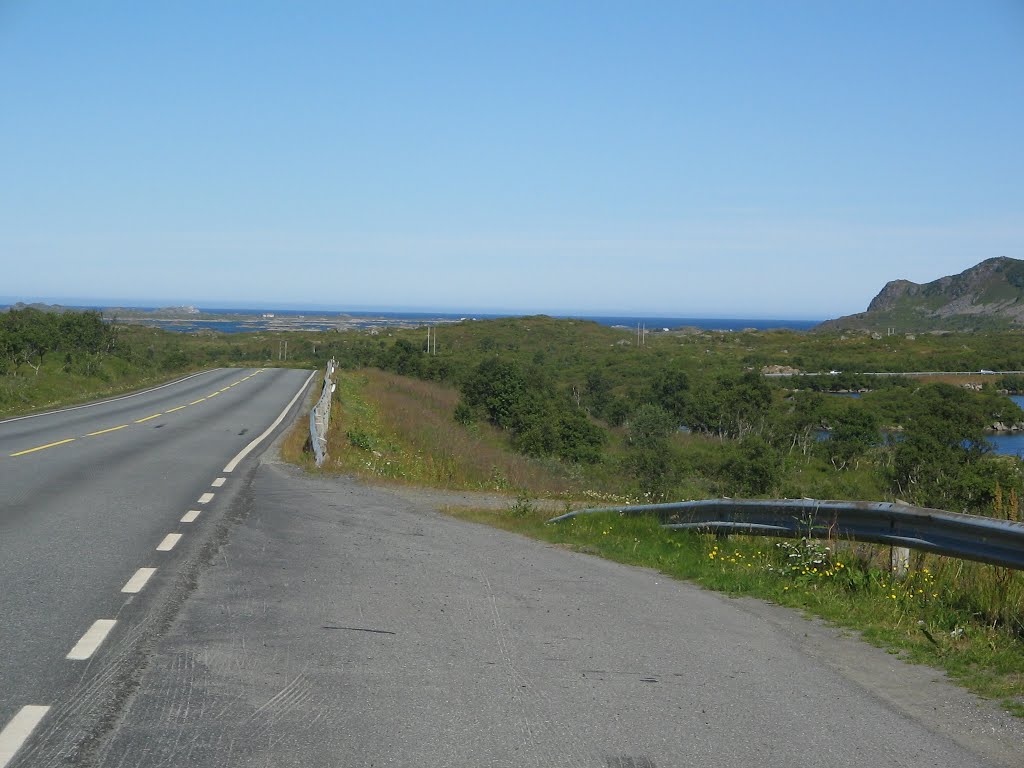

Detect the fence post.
[{"left": 890, "top": 500, "right": 911, "bottom": 579}]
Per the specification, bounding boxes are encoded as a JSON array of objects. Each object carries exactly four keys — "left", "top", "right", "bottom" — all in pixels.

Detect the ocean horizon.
[
  {"left": 1, "top": 300, "right": 823, "bottom": 333},
  {"left": 131, "top": 307, "right": 822, "bottom": 333}
]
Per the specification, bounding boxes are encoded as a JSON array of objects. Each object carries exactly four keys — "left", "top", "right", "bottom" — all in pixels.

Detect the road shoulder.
[{"left": 89, "top": 456, "right": 1024, "bottom": 767}]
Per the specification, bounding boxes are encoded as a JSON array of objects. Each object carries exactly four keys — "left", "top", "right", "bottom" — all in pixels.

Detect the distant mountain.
[{"left": 818, "top": 257, "right": 1024, "bottom": 332}]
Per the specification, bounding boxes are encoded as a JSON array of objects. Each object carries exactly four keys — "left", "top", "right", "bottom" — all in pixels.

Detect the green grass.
[
  {"left": 313, "top": 369, "right": 598, "bottom": 496},
  {"left": 0, "top": 357, "right": 202, "bottom": 419},
  {"left": 446, "top": 504, "right": 1024, "bottom": 717}
]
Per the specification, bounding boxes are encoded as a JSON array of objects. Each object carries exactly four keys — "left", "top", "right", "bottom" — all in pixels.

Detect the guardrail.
[
  {"left": 762, "top": 370, "right": 1024, "bottom": 378},
  {"left": 309, "top": 359, "right": 336, "bottom": 467},
  {"left": 548, "top": 498, "right": 1024, "bottom": 570}
]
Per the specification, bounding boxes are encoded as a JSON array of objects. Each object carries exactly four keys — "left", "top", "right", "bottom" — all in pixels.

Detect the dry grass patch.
[
  {"left": 279, "top": 373, "right": 318, "bottom": 468},
  {"left": 323, "top": 369, "right": 583, "bottom": 496}
]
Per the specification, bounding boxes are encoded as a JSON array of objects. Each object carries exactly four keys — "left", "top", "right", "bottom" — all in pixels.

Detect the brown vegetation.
[{"left": 322, "top": 369, "right": 583, "bottom": 497}]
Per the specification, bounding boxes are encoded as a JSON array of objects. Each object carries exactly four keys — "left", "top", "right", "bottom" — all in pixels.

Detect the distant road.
[{"left": 0, "top": 367, "right": 313, "bottom": 768}]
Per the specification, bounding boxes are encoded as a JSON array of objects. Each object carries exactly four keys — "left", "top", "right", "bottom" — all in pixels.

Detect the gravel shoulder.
[{"left": 88, "top": 441, "right": 1024, "bottom": 767}]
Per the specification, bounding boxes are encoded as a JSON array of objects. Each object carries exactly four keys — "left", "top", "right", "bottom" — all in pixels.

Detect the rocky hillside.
[{"left": 818, "top": 257, "right": 1024, "bottom": 331}]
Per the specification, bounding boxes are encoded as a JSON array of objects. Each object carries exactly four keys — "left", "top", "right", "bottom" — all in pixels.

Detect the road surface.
[
  {"left": 0, "top": 367, "right": 313, "bottom": 767},
  {"left": 3, "top": 370, "right": 1023, "bottom": 767}
]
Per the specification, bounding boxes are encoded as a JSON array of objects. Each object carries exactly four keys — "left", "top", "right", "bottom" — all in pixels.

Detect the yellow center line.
[
  {"left": 86, "top": 424, "right": 129, "bottom": 437},
  {"left": 5, "top": 371, "right": 267, "bottom": 459},
  {"left": 11, "top": 438, "right": 75, "bottom": 457}
]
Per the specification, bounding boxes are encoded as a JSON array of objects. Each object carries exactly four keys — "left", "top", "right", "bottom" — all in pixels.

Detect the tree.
[
  {"left": 650, "top": 367, "right": 690, "bottom": 424},
  {"left": 383, "top": 338, "right": 424, "bottom": 377},
  {"left": 780, "top": 390, "right": 825, "bottom": 457},
  {"left": 720, "top": 436, "right": 780, "bottom": 496},
  {"left": 627, "top": 404, "right": 676, "bottom": 449},
  {"left": 555, "top": 409, "right": 605, "bottom": 464},
  {"left": 460, "top": 358, "right": 534, "bottom": 431},
  {"left": 625, "top": 404, "right": 678, "bottom": 500},
  {"left": 584, "top": 368, "right": 613, "bottom": 419},
  {"left": 823, "top": 404, "right": 879, "bottom": 470},
  {"left": 2, "top": 308, "right": 58, "bottom": 375},
  {"left": 889, "top": 383, "right": 991, "bottom": 508},
  {"left": 686, "top": 371, "right": 773, "bottom": 438}
]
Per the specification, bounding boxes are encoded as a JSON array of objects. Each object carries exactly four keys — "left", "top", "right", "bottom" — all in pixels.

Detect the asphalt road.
[
  {"left": 5, "top": 373, "right": 1024, "bottom": 767},
  {"left": 0, "top": 367, "right": 314, "bottom": 767},
  {"left": 76, "top": 460, "right": 1024, "bottom": 767}
]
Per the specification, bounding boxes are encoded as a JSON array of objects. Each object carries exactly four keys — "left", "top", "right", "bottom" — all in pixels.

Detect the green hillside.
[{"left": 820, "top": 257, "right": 1024, "bottom": 332}]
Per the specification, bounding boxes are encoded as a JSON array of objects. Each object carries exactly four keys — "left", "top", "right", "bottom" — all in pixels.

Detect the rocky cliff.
[{"left": 819, "top": 257, "right": 1024, "bottom": 331}]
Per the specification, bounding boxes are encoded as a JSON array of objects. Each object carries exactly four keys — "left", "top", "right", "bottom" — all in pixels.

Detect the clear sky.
[{"left": 2, "top": 1, "right": 1022, "bottom": 319}]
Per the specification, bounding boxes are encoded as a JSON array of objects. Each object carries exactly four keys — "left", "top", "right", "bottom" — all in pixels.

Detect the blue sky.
[{"left": 2, "top": 1, "right": 1022, "bottom": 319}]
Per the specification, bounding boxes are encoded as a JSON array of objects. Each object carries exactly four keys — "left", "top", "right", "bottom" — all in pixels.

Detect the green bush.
[{"left": 346, "top": 428, "right": 372, "bottom": 451}]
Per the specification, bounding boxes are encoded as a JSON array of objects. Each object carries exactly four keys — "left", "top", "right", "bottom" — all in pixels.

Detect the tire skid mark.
[
  {"left": 11, "top": 617, "right": 151, "bottom": 767},
  {"left": 161, "top": 652, "right": 201, "bottom": 768},
  {"left": 474, "top": 558, "right": 595, "bottom": 768},
  {"left": 102, "top": 659, "right": 332, "bottom": 765},
  {"left": 244, "top": 672, "right": 308, "bottom": 724},
  {"left": 480, "top": 570, "right": 543, "bottom": 768}
]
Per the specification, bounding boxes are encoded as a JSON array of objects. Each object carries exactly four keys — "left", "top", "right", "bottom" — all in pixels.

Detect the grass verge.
[
  {"left": 446, "top": 502, "right": 1024, "bottom": 717},
  {"left": 310, "top": 369, "right": 608, "bottom": 497},
  {"left": 281, "top": 365, "right": 1024, "bottom": 715},
  {"left": 0, "top": 364, "right": 207, "bottom": 420}
]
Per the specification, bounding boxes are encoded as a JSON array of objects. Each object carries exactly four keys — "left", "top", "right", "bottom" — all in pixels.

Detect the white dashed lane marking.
[
  {"left": 223, "top": 370, "right": 315, "bottom": 473},
  {"left": 121, "top": 568, "right": 157, "bottom": 594},
  {"left": 0, "top": 368, "right": 293, "bottom": 765},
  {"left": 66, "top": 619, "right": 116, "bottom": 661},
  {"left": 0, "top": 705, "right": 50, "bottom": 768},
  {"left": 156, "top": 534, "right": 182, "bottom": 552}
]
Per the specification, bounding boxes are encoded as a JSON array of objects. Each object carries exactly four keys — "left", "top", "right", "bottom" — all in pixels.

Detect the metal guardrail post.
[
  {"left": 548, "top": 498, "right": 1024, "bottom": 570},
  {"left": 309, "top": 359, "right": 336, "bottom": 468}
]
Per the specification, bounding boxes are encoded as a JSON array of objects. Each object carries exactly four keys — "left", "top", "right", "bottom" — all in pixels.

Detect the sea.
[
  {"left": 988, "top": 396, "right": 1024, "bottom": 458},
  {"left": 817, "top": 395, "right": 1024, "bottom": 459},
  {"left": 39, "top": 303, "right": 1024, "bottom": 459},
  {"left": 121, "top": 307, "right": 822, "bottom": 334}
]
